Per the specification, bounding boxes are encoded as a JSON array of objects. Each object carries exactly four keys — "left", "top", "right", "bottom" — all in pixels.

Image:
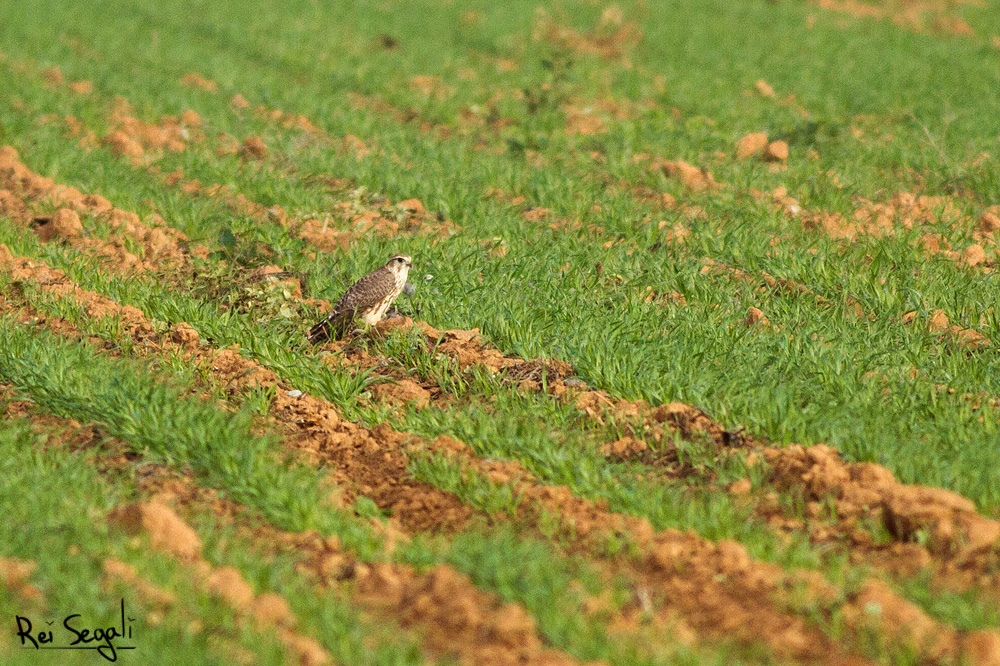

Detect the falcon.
[{"left": 307, "top": 254, "right": 412, "bottom": 343}]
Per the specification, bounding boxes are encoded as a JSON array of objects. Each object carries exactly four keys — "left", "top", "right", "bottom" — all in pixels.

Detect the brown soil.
[
  {"left": 353, "top": 317, "right": 750, "bottom": 459},
  {"left": 180, "top": 73, "right": 219, "bottom": 92},
  {"left": 650, "top": 158, "right": 720, "bottom": 192},
  {"left": 843, "top": 578, "right": 1000, "bottom": 660},
  {"left": 744, "top": 306, "right": 772, "bottom": 328},
  {"left": 0, "top": 144, "right": 193, "bottom": 272},
  {"left": 0, "top": 556, "right": 42, "bottom": 601},
  {"left": 340, "top": 134, "right": 372, "bottom": 160},
  {"left": 736, "top": 132, "right": 770, "bottom": 160},
  {"left": 117, "top": 468, "right": 591, "bottom": 666},
  {"left": 904, "top": 308, "right": 991, "bottom": 349},
  {"left": 0, "top": 368, "right": 715, "bottom": 664},
  {"left": 68, "top": 80, "right": 93, "bottom": 94},
  {"left": 271, "top": 390, "right": 475, "bottom": 533},
  {"left": 814, "top": 0, "right": 977, "bottom": 36},
  {"left": 564, "top": 105, "right": 606, "bottom": 136},
  {"left": 162, "top": 167, "right": 457, "bottom": 252},
  {"left": 409, "top": 74, "right": 452, "bottom": 99},
  {"left": 102, "top": 97, "right": 202, "bottom": 164},
  {"left": 249, "top": 104, "right": 323, "bottom": 136},
  {"left": 36, "top": 97, "right": 341, "bottom": 265},
  {"left": 11, "top": 249, "right": 997, "bottom": 658},
  {"left": 755, "top": 80, "right": 777, "bottom": 98},
  {"left": 318, "top": 323, "right": 979, "bottom": 661},
  {"left": 347, "top": 92, "right": 448, "bottom": 137},
  {"left": 103, "top": 559, "right": 177, "bottom": 607},
  {"left": 0, "top": 244, "right": 474, "bottom": 535},
  {"left": 533, "top": 7, "right": 643, "bottom": 61},
  {"left": 796, "top": 191, "right": 997, "bottom": 271},
  {"left": 109, "top": 502, "right": 203, "bottom": 560},
  {"left": 338, "top": 317, "right": 579, "bottom": 399},
  {"left": 766, "top": 140, "right": 789, "bottom": 162},
  {"left": 368, "top": 378, "right": 432, "bottom": 408},
  {"left": 9, "top": 107, "right": 1000, "bottom": 652},
  {"left": 755, "top": 445, "right": 1000, "bottom": 583},
  {"left": 0, "top": 244, "right": 149, "bottom": 327},
  {"left": 238, "top": 135, "right": 267, "bottom": 160},
  {"left": 108, "top": 501, "right": 331, "bottom": 666},
  {"left": 8, "top": 225, "right": 1000, "bottom": 663}
]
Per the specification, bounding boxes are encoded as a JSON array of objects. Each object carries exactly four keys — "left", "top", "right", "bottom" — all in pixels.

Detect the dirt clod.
[
  {"left": 205, "top": 566, "right": 255, "bottom": 607},
  {"left": 755, "top": 80, "right": 776, "bottom": 97},
  {"left": 744, "top": 306, "right": 770, "bottom": 328},
  {"left": 763, "top": 444, "right": 1000, "bottom": 558},
  {"left": 656, "top": 159, "right": 719, "bottom": 192},
  {"left": 170, "top": 322, "right": 201, "bottom": 348},
  {"left": 765, "top": 140, "right": 789, "bottom": 162},
  {"left": 251, "top": 593, "right": 296, "bottom": 629},
  {"left": 370, "top": 379, "right": 431, "bottom": 408},
  {"left": 108, "top": 502, "right": 203, "bottom": 560},
  {"left": 239, "top": 136, "right": 267, "bottom": 160},
  {"left": 737, "top": 132, "right": 769, "bottom": 160},
  {"left": 963, "top": 631, "right": 1000, "bottom": 666},
  {"left": 33, "top": 208, "right": 83, "bottom": 241}
]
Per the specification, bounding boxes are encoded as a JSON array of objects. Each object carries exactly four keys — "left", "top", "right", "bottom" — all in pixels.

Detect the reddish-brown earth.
[
  {"left": 813, "top": 0, "right": 977, "bottom": 36},
  {"left": 0, "top": 144, "right": 193, "bottom": 271},
  {"left": 0, "top": 386, "right": 588, "bottom": 666},
  {"left": 6, "top": 75, "right": 1000, "bottom": 661},
  {"left": 0, "top": 556, "right": 42, "bottom": 601},
  {"left": 109, "top": 501, "right": 332, "bottom": 666},
  {"left": 0, "top": 250, "right": 867, "bottom": 661}
]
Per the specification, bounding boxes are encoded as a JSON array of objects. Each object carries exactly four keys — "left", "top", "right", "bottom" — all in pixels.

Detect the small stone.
[{"left": 287, "top": 390, "right": 303, "bottom": 398}]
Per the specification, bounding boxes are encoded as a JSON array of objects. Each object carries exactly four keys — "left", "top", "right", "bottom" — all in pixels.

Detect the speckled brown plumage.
[{"left": 307, "top": 254, "right": 411, "bottom": 343}]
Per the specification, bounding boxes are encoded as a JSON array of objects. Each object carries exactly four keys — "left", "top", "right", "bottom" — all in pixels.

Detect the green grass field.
[{"left": 2, "top": 0, "right": 1000, "bottom": 663}]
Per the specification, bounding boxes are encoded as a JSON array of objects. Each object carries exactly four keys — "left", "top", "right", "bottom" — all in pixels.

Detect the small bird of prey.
[{"left": 307, "top": 254, "right": 412, "bottom": 343}]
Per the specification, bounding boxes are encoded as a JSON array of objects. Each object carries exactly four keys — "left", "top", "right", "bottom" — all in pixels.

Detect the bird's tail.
[{"left": 307, "top": 311, "right": 346, "bottom": 344}]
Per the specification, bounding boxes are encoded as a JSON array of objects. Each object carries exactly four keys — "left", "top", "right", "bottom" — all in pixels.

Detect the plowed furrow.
[
  {"left": 9, "top": 126, "right": 1000, "bottom": 576},
  {"left": 85, "top": 93, "right": 460, "bottom": 246},
  {"left": 6, "top": 102, "right": 1000, "bottom": 663},
  {"left": 0, "top": 244, "right": 476, "bottom": 535},
  {"left": 0, "top": 398, "right": 308, "bottom": 664},
  {"left": 811, "top": 0, "right": 977, "bottom": 37},
  {"left": 0, "top": 145, "right": 195, "bottom": 273},
  {"left": 747, "top": 444, "right": 1000, "bottom": 594},
  {"left": 0, "top": 365, "right": 594, "bottom": 666},
  {"left": 0, "top": 246, "right": 917, "bottom": 665},
  {"left": 106, "top": 472, "right": 596, "bottom": 666}
]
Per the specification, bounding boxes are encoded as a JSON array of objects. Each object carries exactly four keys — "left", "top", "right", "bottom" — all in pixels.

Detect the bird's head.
[{"left": 386, "top": 254, "right": 413, "bottom": 276}]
